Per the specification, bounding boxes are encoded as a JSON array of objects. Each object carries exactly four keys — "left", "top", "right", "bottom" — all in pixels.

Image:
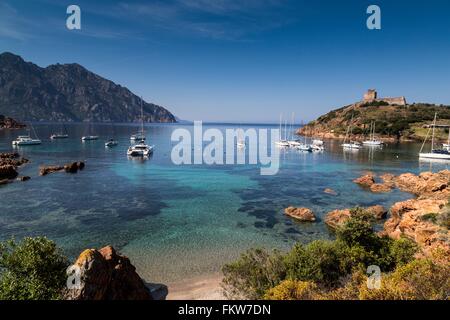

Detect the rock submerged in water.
[
  {"left": 64, "top": 245, "right": 167, "bottom": 300},
  {"left": 324, "top": 188, "right": 338, "bottom": 196},
  {"left": 0, "top": 164, "right": 18, "bottom": 180},
  {"left": 370, "top": 183, "right": 392, "bottom": 193},
  {"left": 353, "top": 173, "right": 375, "bottom": 187},
  {"left": 284, "top": 207, "right": 317, "bottom": 222},
  {"left": 0, "top": 152, "right": 29, "bottom": 167},
  {"left": 40, "top": 161, "right": 85, "bottom": 176}
]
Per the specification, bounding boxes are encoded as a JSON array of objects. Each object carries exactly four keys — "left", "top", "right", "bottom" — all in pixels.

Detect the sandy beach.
[{"left": 167, "top": 273, "right": 225, "bottom": 300}]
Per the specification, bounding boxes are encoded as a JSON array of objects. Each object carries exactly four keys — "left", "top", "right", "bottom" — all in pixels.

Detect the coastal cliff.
[
  {"left": 0, "top": 52, "right": 176, "bottom": 123},
  {"left": 299, "top": 89, "right": 450, "bottom": 142}
]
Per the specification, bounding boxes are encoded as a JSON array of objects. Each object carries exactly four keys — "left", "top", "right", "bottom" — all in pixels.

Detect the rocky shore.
[
  {"left": 333, "top": 170, "right": 449, "bottom": 256},
  {"left": 0, "top": 115, "right": 25, "bottom": 129},
  {"left": 285, "top": 170, "right": 449, "bottom": 257},
  {"left": 0, "top": 152, "right": 29, "bottom": 184}
]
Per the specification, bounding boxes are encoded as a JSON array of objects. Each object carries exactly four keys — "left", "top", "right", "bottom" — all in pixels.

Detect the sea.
[{"left": 0, "top": 122, "right": 447, "bottom": 284}]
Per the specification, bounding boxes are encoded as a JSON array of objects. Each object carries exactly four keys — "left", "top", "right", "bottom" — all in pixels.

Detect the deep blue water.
[{"left": 0, "top": 123, "right": 448, "bottom": 283}]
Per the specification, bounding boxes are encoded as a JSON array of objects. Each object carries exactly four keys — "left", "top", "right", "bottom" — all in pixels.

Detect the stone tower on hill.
[{"left": 362, "top": 89, "right": 406, "bottom": 106}]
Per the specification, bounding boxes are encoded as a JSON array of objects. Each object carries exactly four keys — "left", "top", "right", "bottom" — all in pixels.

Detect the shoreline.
[{"left": 166, "top": 273, "right": 225, "bottom": 300}]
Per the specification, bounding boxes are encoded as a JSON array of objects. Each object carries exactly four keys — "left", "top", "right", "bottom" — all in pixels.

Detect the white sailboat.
[
  {"left": 419, "top": 113, "right": 450, "bottom": 160},
  {"left": 81, "top": 119, "right": 98, "bottom": 141},
  {"left": 12, "top": 124, "right": 41, "bottom": 146},
  {"left": 127, "top": 97, "right": 154, "bottom": 157},
  {"left": 342, "top": 114, "right": 362, "bottom": 150},
  {"left": 50, "top": 123, "right": 69, "bottom": 139},
  {"left": 236, "top": 124, "right": 246, "bottom": 148},
  {"left": 287, "top": 113, "right": 301, "bottom": 147},
  {"left": 363, "top": 121, "right": 383, "bottom": 146},
  {"left": 275, "top": 114, "right": 289, "bottom": 147}
]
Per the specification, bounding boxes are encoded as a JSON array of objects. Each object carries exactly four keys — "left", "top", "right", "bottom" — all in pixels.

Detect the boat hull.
[
  {"left": 82, "top": 136, "right": 99, "bottom": 141},
  {"left": 419, "top": 153, "right": 450, "bottom": 160}
]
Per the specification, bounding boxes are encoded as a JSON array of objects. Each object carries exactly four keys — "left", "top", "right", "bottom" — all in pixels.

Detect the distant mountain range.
[{"left": 0, "top": 52, "right": 176, "bottom": 123}]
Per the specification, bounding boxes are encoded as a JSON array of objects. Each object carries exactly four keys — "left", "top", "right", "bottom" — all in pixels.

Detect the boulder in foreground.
[{"left": 64, "top": 245, "right": 167, "bottom": 300}]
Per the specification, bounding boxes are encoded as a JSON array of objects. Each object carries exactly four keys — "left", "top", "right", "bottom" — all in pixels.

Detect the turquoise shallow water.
[{"left": 1, "top": 123, "right": 449, "bottom": 283}]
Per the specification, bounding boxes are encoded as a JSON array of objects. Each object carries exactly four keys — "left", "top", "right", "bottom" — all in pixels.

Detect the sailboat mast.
[
  {"left": 279, "top": 114, "right": 282, "bottom": 140},
  {"left": 141, "top": 96, "right": 144, "bottom": 135},
  {"left": 284, "top": 119, "right": 288, "bottom": 141},
  {"left": 431, "top": 112, "right": 437, "bottom": 151}
]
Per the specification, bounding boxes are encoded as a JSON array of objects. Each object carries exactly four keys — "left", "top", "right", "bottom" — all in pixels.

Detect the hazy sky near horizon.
[{"left": 1, "top": 0, "right": 450, "bottom": 122}]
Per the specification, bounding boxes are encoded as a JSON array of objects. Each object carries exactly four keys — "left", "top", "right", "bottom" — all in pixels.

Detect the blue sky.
[{"left": 1, "top": 0, "right": 450, "bottom": 122}]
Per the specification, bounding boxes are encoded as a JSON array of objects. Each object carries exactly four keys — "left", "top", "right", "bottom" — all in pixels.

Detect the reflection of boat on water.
[{"left": 419, "top": 112, "right": 450, "bottom": 160}]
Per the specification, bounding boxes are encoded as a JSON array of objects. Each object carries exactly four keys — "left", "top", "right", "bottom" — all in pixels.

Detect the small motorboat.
[
  {"left": 237, "top": 140, "right": 246, "bottom": 148},
  {"left": 50, "top": 133, "right": 69, "bottom": 139},
  {"left": 130, "top": 133, "right": 146, "bottom": 142},
  {"left": 105, "top": 139, "right": 118, "bottom": 148},
  {"left": 82, "top": 135, "right": 99, "bottom": 141},
  {"left": 342, "top": 142, "right": 362, "bottom": 150},
  {"left": 296, "top": 144, "right": 313, "bottom": 152}
]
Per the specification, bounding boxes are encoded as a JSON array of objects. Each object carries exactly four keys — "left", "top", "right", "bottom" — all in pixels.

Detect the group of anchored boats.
[
  {"left": 11, "top": 98, "right": 154, "bottom": 158},
  {"left": 275, "top": 114, "right": 325, "bottom": 152},
  {"left": 341, "top": 116, "right": 383, "bottom": 150}
]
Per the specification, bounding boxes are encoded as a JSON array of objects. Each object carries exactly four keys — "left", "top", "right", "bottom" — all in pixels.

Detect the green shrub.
[
  {"left": 264, "top": 280, "right": 318, "bottom": 300},
  {"left": 284, "top": 241, "right": 344, "bottom": 287},
  {"left": 0, "top": 237, "right": 69, "bottom": 300},
  {"left": 222, "top": 248, "right": 286, "bottom": 299}
]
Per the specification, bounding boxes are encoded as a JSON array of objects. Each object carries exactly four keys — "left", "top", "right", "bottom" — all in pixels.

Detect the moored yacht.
[
  {"left": 363, "top": 121, "right": 383, "bottom": 146},
  {"left": 50, "top": 133, "right": 69, "bottom": 139},
  {"left": 12, "top": 124, "right": 41, "bottom": 146},
  {"left": 296, "top": 144, "right": 312, "bottom": 152},
  {"left": 12, "top": 135, "right": 42, "bottom": 146},
  {"left": 342, "top": 142, "right": 362, "bottom": 150},
  {"left": 130, "top": 133, "right": 146, "bottom": 142},
  {"left": 82, "top": 135, "right": 99, "bottom": 141},
  {"left": 105, "top": 139, "right": 118, "bottom": 148},
  {"left": 128, "top": 96, "right": 154, "bottom": 157},
  {"left": 50, "top": 124, "right": 69, "bottom": 139},
  {"left": 127, "top": 140, "right": 153, "bottom": 157},
  {"left": 342, "top": 113, "right": 361, "bottom": 150},
  {"left": 419, "top": 113, "right": 450, "bottom": 160}
]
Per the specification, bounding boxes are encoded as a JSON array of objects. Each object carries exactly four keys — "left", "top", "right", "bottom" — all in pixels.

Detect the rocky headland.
[{"left": 298, "top": 89, "right": 450, "bottom": 142}]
